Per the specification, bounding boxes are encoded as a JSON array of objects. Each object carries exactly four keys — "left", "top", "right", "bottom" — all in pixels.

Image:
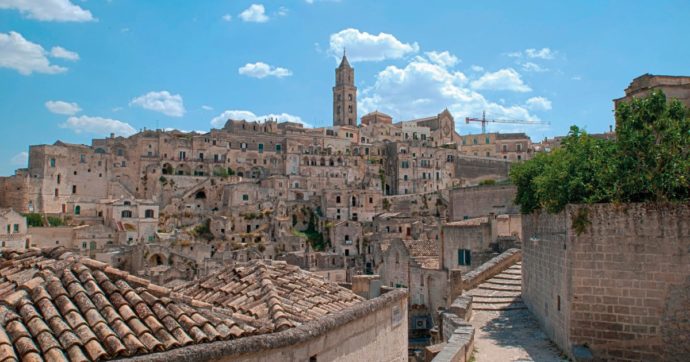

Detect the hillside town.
[{"left": 1, "top": 31, "right": 689, "bottom": 361}]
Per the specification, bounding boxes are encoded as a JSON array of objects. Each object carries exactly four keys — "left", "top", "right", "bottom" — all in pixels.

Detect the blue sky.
[{"left": 1, "top": 0, "right": 689, "bottom": 175}]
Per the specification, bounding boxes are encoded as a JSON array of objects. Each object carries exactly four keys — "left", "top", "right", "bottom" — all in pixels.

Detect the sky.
[{"left": 1, "top": 0, "right": 689, "bottom": 175}]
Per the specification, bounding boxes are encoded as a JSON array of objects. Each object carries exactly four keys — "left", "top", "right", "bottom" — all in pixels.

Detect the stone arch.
[
  {"left": 162, "top": 163, "right": 173, "bottom": 175},
  {"left": 149, "top": 253, "right": 167, "bottom": 266},
  {"left": 195, "top": 190, "right": 207, "bottom": 199},
  {"left": 176, "top": 164, "right": 191, "bottom": 176}
]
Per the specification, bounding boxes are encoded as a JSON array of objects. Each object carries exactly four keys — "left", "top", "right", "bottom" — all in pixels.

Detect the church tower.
[{"left": 333, "top": 51, "right": 357, "bottom": 127}]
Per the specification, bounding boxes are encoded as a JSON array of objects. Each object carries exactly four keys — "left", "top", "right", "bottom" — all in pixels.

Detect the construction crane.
[{"left": 465, "top": 111, "right": 550, "bottom": 134}]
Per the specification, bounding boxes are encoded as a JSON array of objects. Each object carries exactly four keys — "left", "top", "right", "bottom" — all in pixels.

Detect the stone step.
[
  {"left": 477, "top": 282, "right": 522, "bottom": 292},
  {"left": 486, "top": 277, "right": 522, "bottom": 286},
  {"left": 472, "top": 296, "right": 522, "bottom": 304},
  {"left": 467, "top": 289, "right": 522, "bottom": 297},
  {"left": 491, "top": 273, "right": 522, "bottom": 281}
]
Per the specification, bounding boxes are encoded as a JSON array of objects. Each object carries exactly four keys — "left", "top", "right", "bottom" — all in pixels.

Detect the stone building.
[
  {"left": 333, "top": 51, "right": 357, "bottom": 127},
  {"left": 522, "top": 203, "right": 690, "bottom": 361},
  {"left": 460, "top": 132, "right": 532, "bottom": 161},
  {"left": 614, "top": 73, "right": 690, "bottom": 115},
  {"left": 448, "top": 184, "right": 519, "bottom": 221},
  {"left": 0, "top": 208, "right": 29, "bottom": 249}
]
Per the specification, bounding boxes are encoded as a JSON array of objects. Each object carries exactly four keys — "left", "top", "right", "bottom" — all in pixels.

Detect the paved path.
[{"left": 467, "top": 263, "right": 566, "bottom": 362}]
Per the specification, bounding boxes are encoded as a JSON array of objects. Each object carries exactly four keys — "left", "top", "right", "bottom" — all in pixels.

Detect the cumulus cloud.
[
  {"left": 470, "top": 68, "right": 531, "bottom": 93},
  {"left": 358, "top": 54, "right": 545, "bottom": 133},
  {"left": 45, "top": 100, "right": 81, "bottom": 115},
  {"left": 0, "top": 0, "right": 94, "bottom": 22},
  {"left": 0, "top": 31, "right": 68, "bottom": 75},
  {"left": 130, "top": 91, "right": 185, "bottom": 117},
  {"left": 425, "top": 51, "right": 459, "bottom": 68},
  {"left": 221, "top": 14, "right": 232, "bottom": 22},
  {"left": 211, "top": 110, "right": 309, "bottom": 128},
  {"left": 525, "top": 96, "right": 552, "bottom": 111},
  {"left": 49, "top": 46, "right": 79, "bottom": 61},
  {"left": 238, "top": 62, "right": 292, "bottom": 78},
  {"left": 201, "top": 105, "right": 213, "bottom": 111},
  {"left": 521, "top": 62, "right": 548, "bottom": 72},
  {"left": 239, "top": 4, "right": 268, "bottom": 23},
  {"left": 60, "top": 116, "right": 136, "bottom": 136},
  {"left": 10, "top": 151, "right": 28, "bottom": 166},
  {"left": 470, "top": 65, "right": 484, "bottom": 72},
  {"left": 508, "top": 47, "right": 556, "bottom": 60},
  {"left": 328, "top": 28, "right": 419, "bottom": 62}
]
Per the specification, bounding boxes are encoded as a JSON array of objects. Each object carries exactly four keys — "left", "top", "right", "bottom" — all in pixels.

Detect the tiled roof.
[
  {"left": 174, "top": 260, "right": 364, "bottom": 331},
  {"left": 403, "top": 239, "right": 440, "bottom": 270},
  {"left": 0, "top": 247, "right": 260, "bottom": 361}
]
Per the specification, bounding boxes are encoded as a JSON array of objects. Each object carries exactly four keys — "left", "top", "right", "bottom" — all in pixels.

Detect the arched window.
[
  {"left": 121, "top": 210, "right": 132, "bottom": 218},
  {"left": 74, "top": 205, "right": 81, "bottom": 215},
  {"left": 195, "top": 191, "right": 206, "bottom": 199}
]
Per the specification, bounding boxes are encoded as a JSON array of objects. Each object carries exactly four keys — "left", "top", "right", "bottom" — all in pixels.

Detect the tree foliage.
[{"left": 511, "top": 90, "right": 690, "bottom": 213}]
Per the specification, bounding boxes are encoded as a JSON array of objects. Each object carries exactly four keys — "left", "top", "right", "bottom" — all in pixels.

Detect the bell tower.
[{"left": 333, "top": 50, "right": 357, "bottom": 127}]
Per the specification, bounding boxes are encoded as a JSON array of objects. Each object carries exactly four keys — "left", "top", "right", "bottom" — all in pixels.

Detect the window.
[
  {"left": 50, "top": 158, "right": 56, "bottom": 167},
  {"left": 473, "top": 138, "right": 478, "bottom": 145},
  {"left": 485, "top": 137, "right": 490, "bottom": 144},
  {"left": 517, "top": 144, "right": 523, "bottom": 152},
  {"left": 72, "top": 185, "right": 77, "bottom": 194},
  {"left": 74, "top": 205, "right": 81, "bottom": 215},
  {"left": 502, "top": 144, "right": 508, "bottom": 152},
  {"left": 242, "top": 194, "right": 249, "bottom": 201},
  {"left": 275, "top": 144, "right": 282, "bottom": 153},
  {"left": 458, "top": 249, "right": 471, "bottom": 266},
  {"left": 179, "top": 151, "right": 186, "bottom": 160},
  {"left": 121, "top": 210, "right": 132, "bottom": 218},
  {"left": 54, "top": 188, "right": 59, "bottom": 197},
  {"left": 13, "top": 224, "right": 19, "bottom": 233},
  {"left": 199, "top": 153, "right": 204, "bottom": 160},
  {"left": 258, "top": 144, "right": 264, "bottom": 153},
  {"left": 145, "top": 209, "right": 155, "bottom": 218},
  {"left": 56, "top": 174, "right": 61, "bottom": 184},
  {"left": 336, "top": 196, "right": 341, "bottom": 204}
]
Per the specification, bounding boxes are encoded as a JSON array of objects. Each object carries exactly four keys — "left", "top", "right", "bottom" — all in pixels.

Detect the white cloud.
[
  {"left": 425, "top": 51, "right": 459, "bottom": 68},
  {"left": 49, "top": 46, "right": 79, "bottom": 61},
  {"left": 130, "top": 91, "right": 185, "bottom": 117},
  {"left": 222, "top": 14, "right": 232, "bottom": 22},
  {"left": 525, "top": 48, "right": 555, "bottom": 60},
  {"left": 508, "top": 47, "right": 556, "bottom": 60},
  {"left": 60, "top": 116, "right": 136, "bottom": 136},
  {"left": 45, "top": 100, "right": 81, "bottom": 115},
  {"left": 0, "top": 0, "right": 94, "bottom": 22},
  {"left": 239, "top": 4, "right": 268, "bottom": 23},
  {"left": 238, "top": 62, "right": 292, "bottom": 78},
  {"left": 211, "top": 110, "right": 309, "bottom": 128},
  {"left": 571, "top": 75, "right": 582, "bottom": 81},
  {"left": 521, "top": 62, "right": 548, "bottom": 72},
  {"left": 470, "top": 68, "right": 531, "bottom": 93},
  {"left": 328, "top": 28, "right": 419, "bottom": 62},
  {"left": 201, "top": 105, "right": 213, "bottom": 111},
  {"left": 357, "top": 56, "right": 545, "bottom": 133},
  {"left": 0, "top": 31, "right": 68, "bottom": 75},
  {"left": 470, "top": 65, "right": 484, "bottom": 72},
  {"left": 10, "top": 151, "right": 28, "bottom": 166},
  {"left": 525, "top": 96, "right": 552, "bottom": 111},
  {"left": 277, "top": 6, "right": 288, "bottom": 16}
]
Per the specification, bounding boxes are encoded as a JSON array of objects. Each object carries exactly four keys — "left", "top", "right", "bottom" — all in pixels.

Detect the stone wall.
[
  {"left": 522, "top": 203, "right": 690, "bottom": 361},
  {"left": 448, "top": 185, "right": 518, "bottom": 221},
  {"left": 461, "top": 248, "right": 521, "bottom": 291},
  {"left": 125, "top": 289, "right": 408, "bottom": 362},
  {"left": 454, "top": 156, "right": 511, "bottom": 186}
]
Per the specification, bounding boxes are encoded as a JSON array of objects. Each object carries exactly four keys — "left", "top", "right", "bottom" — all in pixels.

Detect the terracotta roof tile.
[
  {"left": 175, "top": 259, "right": 364, "bottom": 331},
  {"left": 0, "top": 247, "right": 260, "bottom": 361}
]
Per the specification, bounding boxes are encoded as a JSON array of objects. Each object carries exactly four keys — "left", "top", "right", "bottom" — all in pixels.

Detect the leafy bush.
[
  {"left": 23, "top": 213, "right": 44, "bottom": 227},
  {"left": 47, "top": 216, "right": 64, "bottom": 227},
  {"left": 511, "top": 90, "right": 689, "bottom": 213}
]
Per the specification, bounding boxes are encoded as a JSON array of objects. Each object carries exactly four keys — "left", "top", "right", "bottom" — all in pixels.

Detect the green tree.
[{"left": 510, "top": 90, "right": 689, "bottom": 213}]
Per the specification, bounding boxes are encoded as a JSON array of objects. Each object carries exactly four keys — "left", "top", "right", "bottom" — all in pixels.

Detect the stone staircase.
[{"left": 466, "top": 262, "right": 526, "bottom": 311}]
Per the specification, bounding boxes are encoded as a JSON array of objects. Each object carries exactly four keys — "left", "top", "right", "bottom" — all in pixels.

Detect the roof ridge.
[{"left": 255, "top": 261, "right": 292, "bottom": 331}]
